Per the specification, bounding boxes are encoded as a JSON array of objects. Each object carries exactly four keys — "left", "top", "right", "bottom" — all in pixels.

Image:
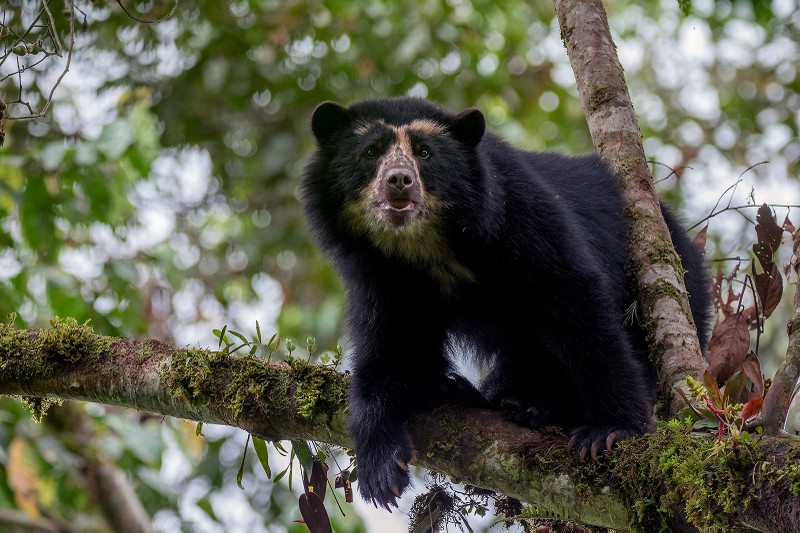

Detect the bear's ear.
[
  {"left": 448, "top": 108, "right": 485, "bottom": 147},
  {"left": 311, "top": 101, "right": 353, "bottom": 143}
]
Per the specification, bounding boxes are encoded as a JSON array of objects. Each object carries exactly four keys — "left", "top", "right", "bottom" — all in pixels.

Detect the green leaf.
[
  {"left": 722, "top": 371, "right": 747, "bottom": 405},
  {"left": 229, "top": 330, "right": 249, "bottom": 345},
  {"left": 292, "top": 440, "right": 314, "bottom": 475},
  {"left": 196, "top": 495, "right": 219, "bottom": 522},
  {"left": 274, "top": 441, "right": 288, "bottom": 455},
  {"left": 273, "top": 466, "right": 289, "bottom": 484},
  {"left": 237, "top": 434, "right": 250, "bottom": 490},
  {"left": 693, "top": 418, "right": 720, "bottom": 431},
  {"left": 252, "top": 437, "right": 271, "bottom": 479}
]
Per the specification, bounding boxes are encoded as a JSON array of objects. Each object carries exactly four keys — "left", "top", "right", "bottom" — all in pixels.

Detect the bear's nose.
[{"left": 386, "top": 169, "right": 414, "bottom": 190}]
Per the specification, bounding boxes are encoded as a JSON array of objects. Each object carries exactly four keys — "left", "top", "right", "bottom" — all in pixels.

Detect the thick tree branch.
[
  {"left": 553, "top": 0, "right": 706, "bottom": 417},
  {"left": 1, "top": 320, "right": 798, "bottom": 531}
]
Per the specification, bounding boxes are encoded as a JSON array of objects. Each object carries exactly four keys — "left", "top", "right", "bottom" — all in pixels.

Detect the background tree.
[{"left": 0, "top": 0, "right": 799, "bottom": 531}]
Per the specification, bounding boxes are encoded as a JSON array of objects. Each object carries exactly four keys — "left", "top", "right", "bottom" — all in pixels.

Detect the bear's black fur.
[{"left": 301, "top": 97, "right": 711, "bottom": 509}]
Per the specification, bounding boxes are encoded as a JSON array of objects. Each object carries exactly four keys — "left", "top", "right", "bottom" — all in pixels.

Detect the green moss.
[
  {"left": 135, "top": 340, "right": 155, "bottom": 361},
  {"left": 0, "top": 322, "right": 34, "bottom": 376},
  {"left": 610, "top": 423, "right": 770, "bottom": 531},
  {"left": 19, "top": 396, "right": 62, "bottom": 422},
  {"left": 0, "top": 317, "right": 112, "bottom": 384},
  {"left": 785, "top": 461, "right": 800, "bottom": 496},
  {"left": 162, "top": 347, "right": 221, "bottom": 403},
  {"left": 287, "top": 358, "right": 347, "bottom": 420},
  {"left": 37, "top": 317, "right": 111, "bottom": 363},
  {"left": 224, "top": 357, "right": 291, "bottom": 419},
  {"left": 162, "top": 344, "right": 348, "bottom": 425}
]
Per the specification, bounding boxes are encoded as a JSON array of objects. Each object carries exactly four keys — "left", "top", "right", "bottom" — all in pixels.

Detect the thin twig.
[
  {"left": 114, "top": 0, "right": 179, "bottom": 24},
  {"left": 688, "top": 162, "right": 772, "bottom": 231},
  {"left": 41, "top": 0, "right": 64, "bottom": 55},
  {"left": 651, "top": 160, "right": 693, "bottom": 184},
  {"left": 5, "top": 0, "right": 74, "bottom": 120}
]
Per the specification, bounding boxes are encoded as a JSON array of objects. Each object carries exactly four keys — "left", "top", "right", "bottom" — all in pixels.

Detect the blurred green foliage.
[{"left": 0, "top": 0, "right": 798, "bottom": 530}]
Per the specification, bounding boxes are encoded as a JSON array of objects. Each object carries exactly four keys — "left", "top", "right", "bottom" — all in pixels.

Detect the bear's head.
[
  {"left": 306, "top": 98, "right": 485, "bottom": 234},
  {"left": 302, "top": 97, "right": 486, "bottom": 289}
]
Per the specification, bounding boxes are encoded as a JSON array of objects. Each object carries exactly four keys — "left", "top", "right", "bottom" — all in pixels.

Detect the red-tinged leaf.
[
  {"left": 298, "top": 491, "right": 333, "bottom": 533},
  {"left": 693, "top": 225, "right": 708, "bottom": 255},
  {"left": 335, "top": 471, "right": 354, "bottom": 503},
  {"left": 753, "top": 204, "right": 782, "bottom": 272},
  {"left": 742, "top": 351, "right": 764, "bottom": 397},
  {"left": 741, "top": 397, "right": 763, "bottom": 420},
  {"left": 754, "top": 264, "right": 783, "bottom": 319},
  {"left": 704, "top": 370, "right": 723, "bottom": 408},
  {"left": 333, "top": 469, "right": 353, "bottom": 503},
  {"left": 707, "top": 315, "right": 751, "bottom": 383}
]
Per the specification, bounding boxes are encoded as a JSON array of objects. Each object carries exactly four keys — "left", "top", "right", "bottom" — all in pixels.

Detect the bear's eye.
[
  {"left": 364, "top": 146, "right": 380, "bottom": 159},
  {"left": 418, "top": 147, "right": 430, "bottom": 159}
]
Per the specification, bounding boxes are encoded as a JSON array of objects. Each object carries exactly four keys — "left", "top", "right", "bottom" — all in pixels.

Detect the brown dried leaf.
[
  {"left": 742, "top": 350, "right": 764, "bottom": 397},
  {"left": 714, "top": 265, "right": 739, "bottom": 317},
  {"left": 740, "top": 305, "right": 759, "bottom": 330},
  {"left": 309, "top": 458, "right": 328, "bottom": 501},
  {"left": 713, "top": 266, "right": 725, "bottom": 314},
  {"left": 707, "top": 315, "right": 751, "bottom": 383},
  {"left": 693, "top": 225, "right": 708, "bottom": 255},
  {"left": 298, "top": 491, "right": 333, "bottom": 533},
  {"left": 752, "top": 204, "right": 782, "bottom": 274},
  {"left": 754, "top": 264, "right": 783, "bottom": 319}
]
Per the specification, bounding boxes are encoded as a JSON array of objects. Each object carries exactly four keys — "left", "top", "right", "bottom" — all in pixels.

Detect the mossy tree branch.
[
  {"left": 553, "top": 0, "right": 707, "bottom": 418},
  {"left": 1, "top": 320, "right": 799, "bottom": 532}
]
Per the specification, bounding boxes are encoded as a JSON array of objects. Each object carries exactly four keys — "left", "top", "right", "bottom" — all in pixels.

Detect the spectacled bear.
[{"left": 301, "top": 97, "right": 710, "bottom": 509}]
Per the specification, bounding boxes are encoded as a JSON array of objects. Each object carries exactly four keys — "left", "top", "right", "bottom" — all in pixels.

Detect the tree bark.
[
  {"left": 553, "top": 0, "right": 707, "bottom": 418},
  {"left": 1, "top": 320, "right": 798, "bottom": 532}
]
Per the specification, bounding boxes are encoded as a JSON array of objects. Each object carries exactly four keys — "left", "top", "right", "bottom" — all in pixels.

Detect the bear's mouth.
[
  {"left": 376, "top": 199, "right": 418, "bottom": 227},
  {"left": 384, "top": 199, "right": 415, "bottom": 211}
]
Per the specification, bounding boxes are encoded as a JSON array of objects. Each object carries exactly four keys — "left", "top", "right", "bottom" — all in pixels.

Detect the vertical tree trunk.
[{"left": 553, "top": 0, "right": 706, "bottom": 416}]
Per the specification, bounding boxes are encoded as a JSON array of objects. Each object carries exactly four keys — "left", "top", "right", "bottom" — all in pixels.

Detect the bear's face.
[
  {"left": 304, "top": 98, "right": 486, "bottom": 290},
  {"left": 309, "top": 100, "right": 485, "bottom": 237}
]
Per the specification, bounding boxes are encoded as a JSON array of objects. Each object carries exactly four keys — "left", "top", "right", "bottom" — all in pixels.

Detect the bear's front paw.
[
  {"left": 567, "top": 425, "right": 642, "bottom": 462},
  {"left": 499, "top": 398, "right": 551, "bottom": 428},
  {"left": 356, "top": 437, "right": 414, "bottom": 510}
]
